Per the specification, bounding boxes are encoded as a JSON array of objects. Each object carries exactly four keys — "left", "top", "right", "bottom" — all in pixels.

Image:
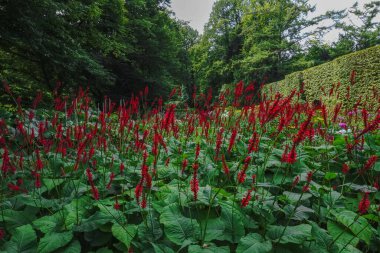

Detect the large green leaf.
[
  {"left": 37, "top": 231, "right": 73, "bottom": 253},
  {"left": 333, "top": 210, "right": 374, "bottom": 245},
  {"left": 219, "top": 201, "right": 245, "bottom": 243},
  {"left": 74, "top": 211, "right": 114, "bottom": 232},
  {"left": 64, "top": 196, "right": 92, "bottom": 229},
  {"left": 310, "top": 221, "right": 335, "bottom": 250},
  {"left": 57, "top": 240, "right": 81, "bottom": 253},
  {"left": 203, "top": 218, "right": 225, "bottom": 242},
  {"left": 33, "top": 213, "right": 64, "bottom": 234},
  {"left": 2, "top": 224, "right": 37, "bottom": 253},
  {"left": 138, "top": 214, "right": 163, "bottom": 242},
  {"left": 188, "top": 244, "right": 229, "bottom": 253},
  {"left": 0, "top": 209, "right": 35, "bottom": 231},
  {"left": 111, "top": 223, "right": 137, "bottom": 248},
  {"left": 151, "top": 243, "right": 176, "bottom": 253},
  {"left": 266, "top": 224, "right": 311, "bottom": 244},
  {"left": 159, "top": 203, "right": 200, "bottom": 245},
  {"left": 327, "top": 222, "right": 359, "bottom": 247},
  {"left": 236, "top": 233, "right": 272, "bottom": 253}
]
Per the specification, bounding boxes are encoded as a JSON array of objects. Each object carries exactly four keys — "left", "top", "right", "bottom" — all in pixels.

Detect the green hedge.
[{"left": 262, "top": 45, "right": 380, "bottom": 110}]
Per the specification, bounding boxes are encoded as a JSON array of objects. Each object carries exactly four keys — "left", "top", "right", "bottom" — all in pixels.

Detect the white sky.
[{"left": 170, "top": 0, "right": 378, "bottom": 43}]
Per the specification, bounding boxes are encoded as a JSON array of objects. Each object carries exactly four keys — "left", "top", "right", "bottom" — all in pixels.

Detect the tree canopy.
[{"left": 0, "top": 0, "right": 378, "bottom": 103}]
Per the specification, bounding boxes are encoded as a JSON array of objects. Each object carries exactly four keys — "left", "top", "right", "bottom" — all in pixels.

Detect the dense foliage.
[
  {"left": 0, "top": 79, "right": 379, "bottom": 252},
  {"left": 0, "top": 0, "right": 198, "bottom": 100},
  {"left": 1, "top": 0, "right": 379, "bottom": 102},
  {"left": 191, "top": 0, "right": 380, "bottom": 92}
]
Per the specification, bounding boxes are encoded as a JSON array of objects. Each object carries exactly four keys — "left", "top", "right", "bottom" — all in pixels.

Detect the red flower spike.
[
  {"left": 241, "top": 189, "right": 253, "bottom": 207},
  {"left": 359, "top": 155, "right": 378, "bottom": 175},
  {"left": 237, "top": 171, "right": 246, "bottom": 184},
  {"left": 358, "top": 192, "right": 370, "bottom": 215},
  {"left": 306, "top": 171, "right": 313, "bottom": 183},
  {"left": 35, "top": 173, "right": 41, "bottom": 188},
  {"left": 342, "top": 164, "right": 350, "bottom": 174},
  {"left": 221, "top": 155, "right": 230, "bottom": 175},
  {"left": 292, "top": 176, "right": 300, "bottom": 189}
]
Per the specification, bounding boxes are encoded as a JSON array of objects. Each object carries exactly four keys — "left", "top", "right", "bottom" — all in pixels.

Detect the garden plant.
[{"left": 0, "top": 79, "right": 379, "bottom": 253}]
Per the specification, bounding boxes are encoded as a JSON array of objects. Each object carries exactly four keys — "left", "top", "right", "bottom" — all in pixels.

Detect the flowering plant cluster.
[{"left": 0, "top": 80, "right": 379, "bottom": 253}]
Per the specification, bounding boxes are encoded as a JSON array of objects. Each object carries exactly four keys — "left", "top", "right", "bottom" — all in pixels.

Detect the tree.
[
  {"left": 238, "top": 0, "right": 322, "bottom": 83},
  {"left": 0, "top": 0, "right": 127, "bottom": 97},
  {"left": 190, "top": 0, "right": 243, "bottom": 91},
  {"left": 330, "top": 1, "right": 380, "bottom": 57}
]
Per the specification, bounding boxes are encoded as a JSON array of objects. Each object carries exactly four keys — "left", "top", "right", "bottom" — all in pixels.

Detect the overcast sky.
[{"left": 170, "top": 0, "right": 378, "bottom": 43}]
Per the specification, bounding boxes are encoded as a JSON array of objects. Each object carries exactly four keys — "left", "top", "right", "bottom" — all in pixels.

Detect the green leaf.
[
  {"left": 203, "top": 218, "right": 225, "bottom": 242},
  {"left": 283, "top": 191, "right": 312, "bottom": 203},
  {"left": 324, "top": 172, "right": 337, "bottom": 181},
  {"left": 64, "top": 196, "right": 92, "bottom": 229},
  {"left": 160, "top": 204, "right": 200, "bottom": 245},
  {"left": 266, "top": 224, "right": 311, "bottom": 244},
  {"left": 37, "top": 231, "right": 73, "bottom": 253},
  {"left": 333, "top": 210, "right": 374, "bottom": 245},
  {"left": 327, "top": 222, "right": 359, "bottom": 247},
  {"left": 57, "top": 240, "right": 81, "bottom": 253},
  {"left": 2, "top": 224, "right": 37, "bottom": 252},
  {"left": 219, "top": 201, "right": 245, "bottom": 243},
  {"left": 283, "top": 205, "right": 314, "bottom": 221},
  {"left": 0, "top": 209, "right": 35, "bottom": 231},
  {"left": 33, "top": 213, "right": 64, "bottom": 234},
  {"left": 111, "top": 223, "right": 137, "bottom": 248},
  {"left": 74, "top": 211, "right": 113, "bottom": 232},
  {"left": 138, "top": 214, "right": 163, "bottom": 242},
  {"left": 236, "top": 233, "right": 272, "bottom": 253},
  {"left": 188, "top": 244, "right": 230, "bottom": 253},
  {"left": 309, "top": 221, "right": 337, "bottom": 251},
  {"left": 151, "top": 243, "right": 176, "bottom": 253}
]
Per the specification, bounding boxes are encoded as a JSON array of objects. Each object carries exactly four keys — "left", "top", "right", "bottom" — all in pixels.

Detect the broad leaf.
[
  {"left": 266, "top": 224, "right": 311, "bottom": 244},
  {"left": 37, "top": 231, "right": 73, "bottom": 253},
  {"left": 74, "top": 211, "right": 113, "bottom": 232},
  {"left": 2, "top": 224, "right": 37, "bottom": 252},
  {"left": 219, "top": 201, "right": 245, "bottom": 243},
  {"left": 159, "top": 203, "right": 200, "bottom": 245},
  {"left": 111, "top": 223, "right": 137, "bottom": 248},
  {"left": 236, "top": 233, "right": 272, "bottom": 253},
  {"left": 188, "top": 244, "right": 229, "bottom": 253},
  {"left": 333, "top": 210, "right": 374, "bottom": 245}
]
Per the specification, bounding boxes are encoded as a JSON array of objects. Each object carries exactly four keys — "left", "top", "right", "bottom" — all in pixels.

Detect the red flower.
[
  {"left": 237, "top": 171, "right": 246, "bottom": 184},
  {"left": 306, "top": 171, "right": 313, "bottom": 183},
  {"left": 302, "top": 185, "right": 309, "bottom": 192},
  {"left": 0, "top": 228, "right": 5, "bottom": 240},
  {"left": 195, "top": 143, "right": 200, "bottom": 160},
  {"left": 35, "top": 173, "right": 41, "bottom": 188},
  {"left": 241, "top": 189, "right": 253, "bottom": 207},
  {"left": 292, "top": 176, "right": 300, "bottom": 189},
  {"left": 7, "top": 183, "right": 20, "bottom": 191},
  {"left": 342, "top": 163, "right": 350, "bottom": 174},
  {"left": 106, "top": 172, "right": 115, "bottom": 189},
  {"left": 282, "top": 145, "right": 297, "bottom": 164},
  {"left": 141, "top": 196, "right": 147, "bottom": 209},
  {"left": 228, "top": 128, "right": 237, "bottom": 153},
  {"left": 120, "top": 163, "right": 125, "bottom": 174},
  {"left": 135, "top": 182, "right": 143, "bottom": 204},
  {"left": 359, "top": 155, "right": 378, "bottom": 175},
  {"left": 114, "top": 198, "right": 120, "bottom": 210},
  {"left": 190, "top": 176, "right": 199, "bottom": 201},
  {"left": 358, "top": 192, "right": 370, "bottom": 214},
  {"left": 221, "top": 155, "right": 230, "bottom": 175},
  {"left": 181, "top": 159, "right": 188, "bottom": 174}
]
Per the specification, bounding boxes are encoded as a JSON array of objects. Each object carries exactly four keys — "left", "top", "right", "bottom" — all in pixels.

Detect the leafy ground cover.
[{"left": 0, "top": 82, "right": 379, "bottom": 253}]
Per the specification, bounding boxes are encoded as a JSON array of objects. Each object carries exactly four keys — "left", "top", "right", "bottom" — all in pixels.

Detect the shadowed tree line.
[{"left": 0, "top": 0, "right": 379, "bottom": 104}]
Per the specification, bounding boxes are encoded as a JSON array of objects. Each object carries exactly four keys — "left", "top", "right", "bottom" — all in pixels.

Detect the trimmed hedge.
[{"left": 262, "top": 45, "right": 380, "bottom": 110}]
